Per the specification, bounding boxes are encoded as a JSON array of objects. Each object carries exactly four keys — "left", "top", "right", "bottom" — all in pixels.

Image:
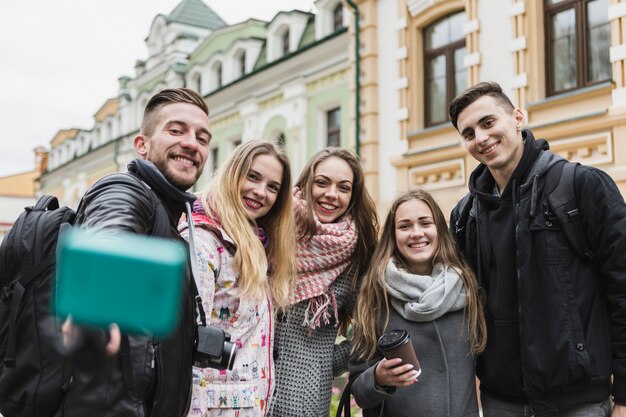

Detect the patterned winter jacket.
[{"left": 180, "top": 213, "right": 274, "bottom": 417}]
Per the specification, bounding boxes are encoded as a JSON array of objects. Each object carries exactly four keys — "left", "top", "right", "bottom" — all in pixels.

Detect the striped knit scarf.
[{"left": 291, "top": 204, "right": 358, "bottom": 332}]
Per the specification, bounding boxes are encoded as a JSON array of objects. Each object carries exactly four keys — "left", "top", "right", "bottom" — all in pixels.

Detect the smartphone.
[{"left": 54, "top": 228, "right": 187, "bottom": 337}]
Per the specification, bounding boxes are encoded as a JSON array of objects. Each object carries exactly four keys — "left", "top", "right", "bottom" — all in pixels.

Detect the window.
[
  {"left": 213, "top": 62, "right": 222, "bottom": 89},
  {"left": 211, "top": 147, "right": 219, "bottom": 173},
  {"left": 275, "top": 132, "right": 286, "bottom": 149},
  {"left": 423, "top": 12, "right": 466, "bottom": 126},
  {"left": 333, "top": 4, "right": 344, "bottom": 31},
  {"left": 545, "top": 0, "right": 610, "bottom": 95},
  {"left": 239, "top": 51, "right": 246, "bottom": 77},
  {"left": 282, "top": 29, "right": 290, "bottom": 56},
  {"left": 326, "top": 108, "right": 341, "bottom": 147},
  {"left": 232, "top": 139, "right": 242, "bottom": 150}
]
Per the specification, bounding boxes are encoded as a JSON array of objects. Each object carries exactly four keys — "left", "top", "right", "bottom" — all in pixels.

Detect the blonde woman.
[
  {"left": 180, "top": 140, "right": 296, "bottom": 417},
  {"left": 349, "top": 189, "right": 486, "bottom": 417},
  {"left": 270, "top": 148, "right": 379, "bottom": 416}
]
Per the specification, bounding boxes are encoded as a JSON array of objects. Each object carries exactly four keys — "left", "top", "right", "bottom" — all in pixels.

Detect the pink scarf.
[{"left": 291, "top": 196, "right": 358, "bottom": 332}]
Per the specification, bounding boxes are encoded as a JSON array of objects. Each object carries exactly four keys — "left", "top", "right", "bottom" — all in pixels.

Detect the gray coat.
[
  {"left": 269, "top": 272, "right": 354, "bottom": 417},
  {"left": 349, "top": 308, "right": 478, "bottom": 417}
]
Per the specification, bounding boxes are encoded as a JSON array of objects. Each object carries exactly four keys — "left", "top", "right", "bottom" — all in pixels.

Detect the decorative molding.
[
  {"left": 463, "top": 19, "right": 480, "bottom": 34},
  {"left": 510, "top": 1, "right": 526, "bottom": 17},
  {"left": 406, "top": 0, "right": 435, "bottom": 17},
  {"left": 408, "top": 158, "right": 465, "bottom": 191},
  {"left": 306, "top": 68, "right": 350, "bottom": 92},
  {"left": 463, "top": 52, "right": 481, "bottom": 68},
  {"left": 610, "top": 44, "right": 626, "bottom": 63},
  {"left": 397, "top": 108, "right": 409, "bottom": 121},
  {"left": 609, "top": 2, "right": 626, "bottom": 20},
  {"left": 282, "top": 82, "right": 306, "bottom": 100},
  {"left": 212, "top": 113, "right": 240, "bottom": 130},
  {"left": 509, "top": 36, "right": 527, "bottom": 52},
  {"left": 550, "top": 132, "right": 613, "bottom": 166}
]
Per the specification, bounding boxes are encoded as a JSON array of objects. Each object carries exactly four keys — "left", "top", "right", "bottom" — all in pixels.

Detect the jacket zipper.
[{"left": 513, "top": 186, "right": 530, "bottom": 403}]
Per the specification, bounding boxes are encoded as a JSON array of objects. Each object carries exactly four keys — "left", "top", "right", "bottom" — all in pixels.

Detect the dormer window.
[
  {"left": 239, "top": 51, "right": 246, "bottom": 77},
  {"left": 282, "top": 29, "right": 290, "bottom": 56},
  {"left": 333, "top": 4, "right": 344, "bottom": 31},
  {"left": 213, "top": 62, "right": 223, "bottom": 89}
]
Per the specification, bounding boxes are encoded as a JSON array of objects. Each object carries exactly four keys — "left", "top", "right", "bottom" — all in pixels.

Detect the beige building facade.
[
  {"left": 350, "top": 0, "right": 624, "bottom": 216},
  {"left": 26, "top": 0, "right": 623, "bottom": 220}
]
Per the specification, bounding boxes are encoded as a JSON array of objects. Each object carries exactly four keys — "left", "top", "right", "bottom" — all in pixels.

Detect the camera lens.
[{"left": 193, "top": 326, "right": 238, "bottom": 370}]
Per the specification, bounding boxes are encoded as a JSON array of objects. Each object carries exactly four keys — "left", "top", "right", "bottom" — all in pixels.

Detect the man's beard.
[{"left": 150, "top": 152, "right": 199, "bottom": 191}]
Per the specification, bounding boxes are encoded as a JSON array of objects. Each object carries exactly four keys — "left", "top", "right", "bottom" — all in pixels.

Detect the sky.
[{"left": 0, "top": 0, "right": 316, "bottom": 177}]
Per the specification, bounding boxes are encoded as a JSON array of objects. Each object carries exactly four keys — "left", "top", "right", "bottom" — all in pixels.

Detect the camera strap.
[{"left": 185, "top": 202, "right": 207, "bottom": 328}]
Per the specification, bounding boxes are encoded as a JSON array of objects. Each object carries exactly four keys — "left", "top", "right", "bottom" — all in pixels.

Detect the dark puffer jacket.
[
  {"left": 450, "top": 131, "right": 626, "bottom": 416},
  {"left": 55, "top": 161, "right": 196, "bottom": 417}
]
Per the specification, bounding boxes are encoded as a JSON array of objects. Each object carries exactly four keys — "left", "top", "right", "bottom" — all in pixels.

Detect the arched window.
[
  {"left": 333, "top": 4, "right": 344, "bottom": 31},
  {"left": 545, "top": 0, "right": 610, "bottom": 95},
  {"left": 238, "top": 51, "right": 246, "bottom": 77},
  {"left": 210, "top": 147, "right": 219, "bottom": 173},
  {"left": 212, "top": 62, "right": 223, "bottom": 90},
  {"left": 275, "top": 132, "right": 286, "bottom": 149},
  {"left": 423, "top": 11, "right": 466, "bottom": 126},
  {"left": 282, "top": 29, "right": 290, "bottom": 56}
]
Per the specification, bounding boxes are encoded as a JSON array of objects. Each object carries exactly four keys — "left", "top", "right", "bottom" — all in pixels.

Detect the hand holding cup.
[
  {"left": 374, "top": 357, "right": 419, "bottom": 387},
  {"left": 375, "top": 329, "right": 421, "bottom": 388}
]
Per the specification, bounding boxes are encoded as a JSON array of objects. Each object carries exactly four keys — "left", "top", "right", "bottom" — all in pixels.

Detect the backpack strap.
[
  {"left": 184, "top": 202, "right": 207, "bottom": 327},
  {"left": 453, "top": 193, "right": 474, "bottom": 253},
  {"left": 145, "top": 188, "right": 170, "bottom": 238},
  {"left": 335, "top": 377, "right": 354, "bottom": 417},
  {"left": 545, "top": 160, "right": 595, "bottom": 261},
  {"left": 34, "top": 195, "right": 59, "bottom": 211}
]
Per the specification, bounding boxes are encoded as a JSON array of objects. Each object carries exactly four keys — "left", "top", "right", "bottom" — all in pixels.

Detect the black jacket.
[
  {"left": 56, "top": 160, "right": 196, "bottom": 417},
  {"left": 450, "top": 131, "right": 626, "bottom": 416}
]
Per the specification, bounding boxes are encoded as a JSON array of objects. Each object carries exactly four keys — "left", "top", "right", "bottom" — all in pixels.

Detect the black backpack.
[
  {"left": 544, "top": 160, "right": 595, "bottom": 261},
  {"left": 0, "top": 173, "right": 175, "bottom": 417},
  {"left": 454, "top": 160, "right": 595, "bottom": 262},
  {"left": 0, "top": 195, "right": 75, "bottom": 417}
]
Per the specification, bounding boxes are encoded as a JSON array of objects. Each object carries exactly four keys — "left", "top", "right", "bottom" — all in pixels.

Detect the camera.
[{"left": 193, "top": 325, "right": 238, "bottom": 370}]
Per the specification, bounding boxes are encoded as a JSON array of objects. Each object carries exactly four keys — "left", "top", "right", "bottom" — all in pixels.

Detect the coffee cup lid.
[{"left": 377, "top": 329, "right": 409, "bottom": 350}]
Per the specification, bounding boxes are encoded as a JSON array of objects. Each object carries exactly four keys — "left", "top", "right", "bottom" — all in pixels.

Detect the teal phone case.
[{"left": 55, "top": 228, "right": 187, "bottom": 337}]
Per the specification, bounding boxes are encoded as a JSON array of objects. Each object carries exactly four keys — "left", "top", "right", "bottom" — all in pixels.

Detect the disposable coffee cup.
[{"left": 377, "top": 329, "right": 421, "bottom": 378}]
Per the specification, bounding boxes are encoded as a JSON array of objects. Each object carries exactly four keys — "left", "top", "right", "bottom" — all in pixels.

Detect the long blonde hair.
[
  {"left": 294, "top": 147, "right": 379, "bottom": 334},
  {"left": 352, "top": 189, "right": 486, "bottom": 360},
  {"left": 203, "top": 140, "right": 296, "bottom": 309}
]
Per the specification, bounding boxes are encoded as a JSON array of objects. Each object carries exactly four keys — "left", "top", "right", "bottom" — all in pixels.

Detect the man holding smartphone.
[{"left": 58, "top": 88, "right": 211, "bottom": 417}]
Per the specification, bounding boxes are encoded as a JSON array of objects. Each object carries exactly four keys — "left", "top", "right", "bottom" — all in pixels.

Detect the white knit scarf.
[
  {"left": 291, "top": 197, "right": 358, "bottom": 332},
  {"left": 384, "top": 259, "right": 467, "bottom": 322}
]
